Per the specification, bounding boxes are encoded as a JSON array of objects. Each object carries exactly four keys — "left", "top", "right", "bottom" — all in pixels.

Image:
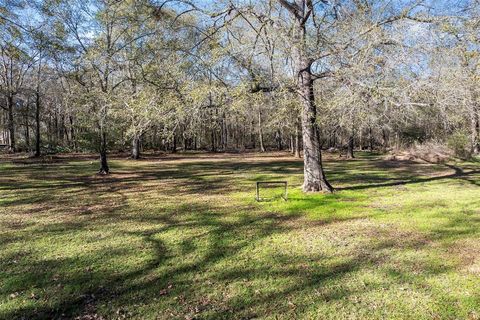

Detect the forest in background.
[{"left": 1, "top": 0, "right": 479, "bottom": 191}]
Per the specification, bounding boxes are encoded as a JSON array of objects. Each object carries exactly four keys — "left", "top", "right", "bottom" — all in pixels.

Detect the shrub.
[{"left": 447, "top": 132, "right": 472, "bottom": 159}]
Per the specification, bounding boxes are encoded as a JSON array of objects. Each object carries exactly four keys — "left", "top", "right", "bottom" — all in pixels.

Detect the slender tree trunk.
[
  {"left": 258, "top": 110, "right": 265, "bottom": 152},
  {"left": 295, "top": 122, "right": 301, "bottom": 158},
  {"left": 221, "top": 113, "right": 228, "bottom": 150},
  {"left": 347, "top": 136, "right": 355, "bottom": 159},
  {"left": 250, "top": 120, "right": 256, "bottom": 149},
  {"left": 69, "top": 116, "right": 77, "bottom": 152},
  {"left": 60, "top": 115, "right": 66, "bottom": 144},
  {"left": 54, "top": 110, "right": 59, "bottom": 145},
  {"left": 382, "top": 128, "right": 389, "bottom": 150},
  {"left": 471, "top": 109, "right": 479, "bottom": 154},
  {"left": 359, "top": 129, "right": 363, "bottom": 151},
  {"left": 98, "top": 129, "right": 109, "bottom": 175},
  {"left": 347, "top": 132, "right": 355, "bottom": 159},
  {"left": 35, "top": 92, "right": 41, "bottom": 157},
  {"left": 394, "top": 131, "right": 400, "bottom": 150},
  {"left": 279, "top": 130, "right": 282, "bottom": 150},
  {"left": 132, "top": 135, "right": 141, "bottom": 159},
  {"left": 369, "top": 127, "right": 374, "bottom": 152},
  {"left": 47, "top": 117, "right": 52, "bottom": 144},
  {"left": 7, "top": 95, "right": 15, "bottom": 153},
  {"left": 276, "top": 130, "right": 283, "bottom": 150},
  {"left": 24, "top": 102, "right": 30, "bottom": 152},
  {"left": 172, "top": 133, "right": 177, "bottom": 153},
  {"left": 290, "top": 2, "right": 332, "bottom": 192},
  {"left": 211, "top": 129, "right": 216, "bottom": 152},
  {"left": 183, "top": 133, "right": 188, "bottom": 151},
  {"left": 290, "top": 134, "right": 294, "bottom": 154}
]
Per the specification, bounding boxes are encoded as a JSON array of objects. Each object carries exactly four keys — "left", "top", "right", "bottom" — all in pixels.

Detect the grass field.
[{"left": 1, "top": 152, "right": 479, "bottom": 319}]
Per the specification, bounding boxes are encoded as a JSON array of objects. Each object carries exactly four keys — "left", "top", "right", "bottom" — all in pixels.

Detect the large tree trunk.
[
  {"left": 132, "top": 135, "right": 141, "bottom": 159},
  {"left": 289, "top": 0, "right": 332, "bottom": 192},
  {"left": 7, "top": 95, "right": 15, "bottom": 153},
  {"left": 298, "top": 79, "right": 332, "bottom": 192},
  {"left": 35, "top": 92, "right": 41, "bottom": 157}
]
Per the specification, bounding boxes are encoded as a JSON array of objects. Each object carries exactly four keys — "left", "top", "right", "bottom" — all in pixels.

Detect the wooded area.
[
  {"left": 1, "top": 0, "right": 479, "bottom": 191},
  {"left": 1, "top": 1, "right": 480, "bottom": 319}
]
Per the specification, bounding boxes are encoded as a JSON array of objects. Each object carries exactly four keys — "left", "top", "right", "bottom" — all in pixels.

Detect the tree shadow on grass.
[
  {"left": 3, "top": 205, "right": 473, "bottom": 319},
  {"left": 1, "top": 155, "right": 479, "bottom": 318},
  {"left": 336, "top": 163, "right": 480, "bottom": 191},
  {"left": 1, "top": 204, "right": 302, "bottom": 319}
]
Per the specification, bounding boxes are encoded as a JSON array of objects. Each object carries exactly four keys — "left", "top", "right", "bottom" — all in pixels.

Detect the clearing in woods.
[{"left": 0, "top": 152, "right": 479, "bottom": 319}]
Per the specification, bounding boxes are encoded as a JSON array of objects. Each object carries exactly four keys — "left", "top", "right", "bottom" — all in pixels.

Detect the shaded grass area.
[{"left": 0, "top": 152, "right": 479, "bottom": 319}]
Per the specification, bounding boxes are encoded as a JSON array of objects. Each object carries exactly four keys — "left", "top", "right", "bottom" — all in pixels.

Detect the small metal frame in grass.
[{"left": 255, "top": 181, "right": 288, "bottom": 202}]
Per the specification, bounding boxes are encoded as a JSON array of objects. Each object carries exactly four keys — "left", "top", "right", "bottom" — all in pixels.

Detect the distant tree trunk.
[
  {"left": 394, "top": 131, "right": 400, "bottom": 150},
  {"left": 250, "top": 120, "right": 256, "bottom": 149},
  {"left": 294, "top": 122, "right": 301, "bottom": 158},
  {"left": 258, "top": 110, "right": 265, "bottom": 152},
  {"left": 24, "top": 101, "right": 30, "bottom": 152},
  {"left": 276, "top": 130, "right": 283, "bottom": 150},
  {"left": 54, "top": 110, "right": 59, "bottom": 145},
  {"left": 347, "top": 131, "right": 355, "bottom": 159},
  {"left": 69, "top": 116, "right": 77, "bottom": 152},
  {"left": 211, "top": 129, "right": 216, "bottom": 152},
  {"left": 183, "top": 133, "right": 188, "bottom": 151},
  {"left": 172, "top": 133, "right": 177, "bottom": 153},
  {"left": 59, "top": 115, "right": 65, "bottom": 144},
  {"left": 382, "top": 128, "right": 389, "bottom": 150},
  {"left": 132, "top": 135, "right": 141, "bottom": 159},
  {"left": 290, "top": 134, "right": 294, "bottom": 154},
  {"left": 359, "top": 129, "right": 363, "bottom": 151},
  {"left": 471, "top": 110, "right": 479, "bottom": 154},
  {"left": 7, "top": 95, "right": 15, "bottom": 153},
  {"left": 47, "top": 117, "right": 52, "bottom": 144},
  {"left": 369, "top": 127, "right": 374, "bottom": 152},
  {"left": 34, "top": 92, "right": 41, "bottom": 157},
  {"left": 221, "top": 113, "right": 228, "bottom": 150},
  {"left": 98, "top": 129, "right": 109, "bottom": 175}
]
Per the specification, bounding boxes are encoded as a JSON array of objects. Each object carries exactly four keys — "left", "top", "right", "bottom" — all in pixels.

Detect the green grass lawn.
[{"left": 1, "top": 152, "right": 479, "bottom": 319}]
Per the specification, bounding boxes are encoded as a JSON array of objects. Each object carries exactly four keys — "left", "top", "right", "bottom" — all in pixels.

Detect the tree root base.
[{"left": 302, "top": 182, "right": 334, "bottom": 193}]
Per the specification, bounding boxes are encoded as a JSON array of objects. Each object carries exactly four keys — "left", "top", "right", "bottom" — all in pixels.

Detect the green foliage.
[
  {"left": 447, "top": 132, "right": 472, "bottom": 159},
  {"left": 42, "top": 144, "right": 73, "bottom": 154}
]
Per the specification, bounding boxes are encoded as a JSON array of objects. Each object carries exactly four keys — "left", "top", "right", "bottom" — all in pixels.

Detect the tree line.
[{"left": 1, "top": 0, "right": 479, "bottom": 191}]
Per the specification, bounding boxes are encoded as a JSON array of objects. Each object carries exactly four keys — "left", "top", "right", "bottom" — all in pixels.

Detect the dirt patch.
[{"left": 449, "top": 239, "right": 480, "bottom": 274}]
